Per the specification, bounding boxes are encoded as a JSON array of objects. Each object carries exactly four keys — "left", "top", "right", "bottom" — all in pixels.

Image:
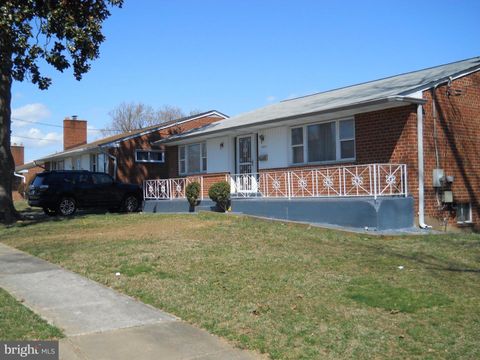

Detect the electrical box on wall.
[
  {"left": 433, "top": 169, "right": 445, "bottom": 187},
  {"left": 442, "top": 191, "right": 453, "bottom": 203}
]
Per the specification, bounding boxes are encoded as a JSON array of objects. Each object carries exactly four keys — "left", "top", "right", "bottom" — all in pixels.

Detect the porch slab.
[{"left": 143, "top": 196, "right": 414, "bottom": 230}]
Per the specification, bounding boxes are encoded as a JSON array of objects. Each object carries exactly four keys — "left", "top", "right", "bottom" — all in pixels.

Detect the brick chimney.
[
  {"left": 11, "top": 143, "right": 24, "bottom": 167},
  {"left": 64, "top": 116, "right": 87, "bottom": 150}
]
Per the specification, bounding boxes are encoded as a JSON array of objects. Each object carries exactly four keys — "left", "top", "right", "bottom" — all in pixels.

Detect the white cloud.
[
  {"left": 11, "top": 127, "right": 62, "bottom": 148},
  {"left": 266, "top": 95, "right": 276, "bottom": 102},
  {"left": 12, "top": 103, "right": 51, "bottom": 127}
]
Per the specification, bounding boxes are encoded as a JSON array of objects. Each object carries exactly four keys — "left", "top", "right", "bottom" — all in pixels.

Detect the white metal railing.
[
  {"left": 143, "top": 164, "right": 407, "bottom": 201},
  {"left": 229, "top": 164, "right": 407, "bottom": 199},
  {"left": 144, "top": 176, "right": 204, "bottom": 200}
]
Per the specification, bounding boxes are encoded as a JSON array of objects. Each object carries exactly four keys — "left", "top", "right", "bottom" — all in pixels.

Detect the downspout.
[
  {"left": 417, "top": 103, "right": 431, "bottom": 229},
  {"left": 102, "top": 150, "right": 117, "bottom": 180},
  {"left": 14, "top": 172, "right": 25, "bottom": 183}
]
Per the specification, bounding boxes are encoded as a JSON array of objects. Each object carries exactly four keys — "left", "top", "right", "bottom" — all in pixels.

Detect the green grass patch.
[
  {"left": 1, "top": 211, "right": 479, "bottom": 359},
  {"left": 0, "top": 288, "right": 63, "bottom": 340},
  {"left": 347, "top": 277, "right": 452, "bottom": 313}
]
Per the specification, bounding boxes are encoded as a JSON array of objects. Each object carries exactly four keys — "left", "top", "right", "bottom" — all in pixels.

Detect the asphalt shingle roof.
[
  {"left": 157, "top": 56, "right": 480, "bottom": 143},
  {"left": 16, "top": 110, "right": 227, "bottom": 170}
]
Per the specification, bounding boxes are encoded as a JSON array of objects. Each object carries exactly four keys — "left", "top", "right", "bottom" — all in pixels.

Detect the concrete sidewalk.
[{"left": 0, "top": 243, "right": 259, "bottom": 360}]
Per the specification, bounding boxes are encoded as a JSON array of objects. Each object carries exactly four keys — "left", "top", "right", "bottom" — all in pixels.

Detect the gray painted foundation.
[
  {"left": 143, "top": 196, "right": 414, "bottom": 230},
  {"left": 143, "top": 199, "right": 218, "bottom": 213}
]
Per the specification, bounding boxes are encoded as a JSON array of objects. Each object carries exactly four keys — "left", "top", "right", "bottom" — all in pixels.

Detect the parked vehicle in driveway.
[{"left": 28, "top": 171, "right": 142, "bottom": 216}]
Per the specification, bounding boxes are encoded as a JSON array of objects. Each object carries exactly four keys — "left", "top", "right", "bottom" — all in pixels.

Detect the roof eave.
[{"left": 154, "top": 96, "right": 425, "bottom": 145}]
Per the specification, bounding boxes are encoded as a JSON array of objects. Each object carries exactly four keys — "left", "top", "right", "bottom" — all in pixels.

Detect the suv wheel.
[
  {"left": 57, "top": 197, "right": 76, "bottom": 216},
  {"left": 123, "top": 195, "right": 139, "bottom": 213}
]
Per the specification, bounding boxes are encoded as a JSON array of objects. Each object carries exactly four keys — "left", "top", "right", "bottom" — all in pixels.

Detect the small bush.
[
  {"left": 208, "top": 181, "right": 231, "bottom": 212},
  {"left": 186, "top": 181, "right": 201, "bottom": 207}
]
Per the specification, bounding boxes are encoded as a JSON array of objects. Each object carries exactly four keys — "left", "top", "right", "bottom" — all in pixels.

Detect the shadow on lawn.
[
  {"left": 358, "top": 242, "right": 480, "bottom": 274},
  {"left": 12, "top": 206, "right": 115, "bottom": 228}
]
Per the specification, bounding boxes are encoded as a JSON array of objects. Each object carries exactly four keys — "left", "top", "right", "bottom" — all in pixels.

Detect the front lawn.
[
  {"left": 0, "top": 288, "right": 63, "bottom": 340},
  {"left": 1, "top": 208, "right": 479, "bottom": 359}
]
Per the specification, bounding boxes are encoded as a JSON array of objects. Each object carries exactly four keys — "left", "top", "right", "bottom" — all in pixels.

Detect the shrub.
[
  {"left": 208, "top": 181, "right": 231, "bottom": 212},
  {"left": 186, "top": 181, "right": 201, "bottom": 207}
]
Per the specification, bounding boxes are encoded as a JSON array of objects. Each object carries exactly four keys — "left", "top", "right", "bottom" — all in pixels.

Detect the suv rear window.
[
  {"left": 32, "top": 174, "right": 47, "bottom": 187},
  {"left": 46, "top": 173, "right": 69, "bottom": 184},
  {"left": 32, "top": 172, "right": 77, "bottom": 186}
]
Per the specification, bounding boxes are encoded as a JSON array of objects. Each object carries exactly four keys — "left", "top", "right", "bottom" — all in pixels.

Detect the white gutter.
[
  {"left": 14, "top": 172, "right": 26, "bottom": 183},
  {"left": 417, "top": 103, "right": 431, "bottom": 229}
]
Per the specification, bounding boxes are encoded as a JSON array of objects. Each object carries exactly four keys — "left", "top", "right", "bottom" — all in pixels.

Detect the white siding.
[
  {"left": 64, "top": 158, "right": 73, "bottom": 170},
  {"left": 80, "top": 154, "right": 90, "bottom": 170},
  {"left": 257, "top": 126, "right": 289, "bottom": 170},
  {"left": 206, "top": 136, "right": 234, "bottom": 174}
]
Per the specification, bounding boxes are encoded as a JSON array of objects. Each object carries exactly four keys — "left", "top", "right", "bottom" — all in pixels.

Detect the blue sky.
[{"left": 11, "top": 0, "right": 480, "bottom": 162}]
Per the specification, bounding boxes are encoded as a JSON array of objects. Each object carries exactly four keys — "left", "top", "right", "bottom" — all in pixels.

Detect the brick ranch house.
[
  {"left": 146, "top": 57, "right": 480, "bottom": 231},
  {"left": 15, "top": 111, "right": 228, "bottom": 186}
]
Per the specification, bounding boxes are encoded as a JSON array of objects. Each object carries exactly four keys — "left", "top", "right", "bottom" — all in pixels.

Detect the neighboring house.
[
  {"left": 16, "top": 111, "right": 228, "bottom": 185},
  {"left": 11, "top": 144, "right": 25, "bottom": 201},
  {"left": 147, "top": 56, "right": 480, "bottom": 230}
]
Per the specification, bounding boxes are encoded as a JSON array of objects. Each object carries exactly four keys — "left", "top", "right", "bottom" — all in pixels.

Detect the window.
[
  {"left": 77, "top": 173, "right": 91, "bottom": 184},
  {"left": 291, "top": 118, "right": 355, "bottom": 164},
  {"left": 51, "top": 160, "right": 65, "bottom": 170},
  {"left": 135, "top": 150, "right": 165, "bottom": 163},
  {"left": 179, "top": 146, "right": 186, "bottom": 174},
  {"left": 90, "top": 154, "right": 97, "bottom": 172},
  {"left": 308, "top": 122, "right": 336, "bottom": 162},
  {"left": 339, "top": 119, "right": 355, "bottom": 159},
  {"left": 74, "top": 158, "right": 81, "bottom": 170},
  {"left": 179, "top": 142, "right": 207, "bottom": 174},
  {"left": 92, "top": 173, "right": 114, "bottom": 185},
  {"left": 291, "top": 127, "right": 304, "bottom": 164},
  {"left": 457, "top": 203, "right": 472, "bottom": 224}
]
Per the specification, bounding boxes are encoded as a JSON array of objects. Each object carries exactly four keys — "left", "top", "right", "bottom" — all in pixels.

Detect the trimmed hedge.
[
  {"left": 208, "top": 181, "right": 230, "bottom": 212},
  {"left": 186, "top": 181, "right": 201, "bottom": 207}
]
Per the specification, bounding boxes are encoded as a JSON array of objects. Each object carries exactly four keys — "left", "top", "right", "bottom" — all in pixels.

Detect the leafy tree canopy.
[
  {"left": 0, "top": 0, "right": 123, "bottom": 88},
  {"left": 0, "top": 0, "right": 123, "bottom": 223}
]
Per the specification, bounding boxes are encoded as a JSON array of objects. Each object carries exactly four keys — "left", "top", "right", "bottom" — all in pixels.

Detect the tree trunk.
[{"left": 0, "top": 67, "right": 19, "bottom": 224}]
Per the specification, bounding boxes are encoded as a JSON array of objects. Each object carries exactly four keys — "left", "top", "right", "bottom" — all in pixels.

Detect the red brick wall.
[
  {"left": 64, "top": 119, "right": 87, "bottom": 150},
  {"left": 421, "top": 71, "right": 480, "bottom": 229},
  {"left": 189, "top": 173, "right": 229, "bottom": 198},
  {"left": 355, "top": 105, "right": 418, "bottom": 208},
  {"left": 11, "top": 145, "right": 24, "bottom": 167},
  {"left": 249, "top": 71, "right": 480, "bottom": 229},
  {"left": 167, "top": 146, "right": 179, "bottom": 178},
  {"left": 112, "top": 115, "right": 223, "bottom": 184}
]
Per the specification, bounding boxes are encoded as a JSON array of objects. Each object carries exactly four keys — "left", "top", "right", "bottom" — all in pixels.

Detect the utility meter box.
[
  {"left": 442, "top": 190, "right": 453, "bottom": 203},
  {"left": 433, "top": 169, "right": 445, "bottom": 187}
]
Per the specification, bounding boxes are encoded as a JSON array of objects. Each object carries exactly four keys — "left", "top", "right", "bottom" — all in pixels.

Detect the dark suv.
[{"left": 28, "top": 171, "right": 142, "bottom": 216}]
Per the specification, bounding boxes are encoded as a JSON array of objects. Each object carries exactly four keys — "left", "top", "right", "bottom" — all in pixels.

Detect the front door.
[
  {"left": 237, "top": 135, "right": 256, "bottom": 174},
  {"left": 235, "top": 135, "right": 258, "bottom": 193}
]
